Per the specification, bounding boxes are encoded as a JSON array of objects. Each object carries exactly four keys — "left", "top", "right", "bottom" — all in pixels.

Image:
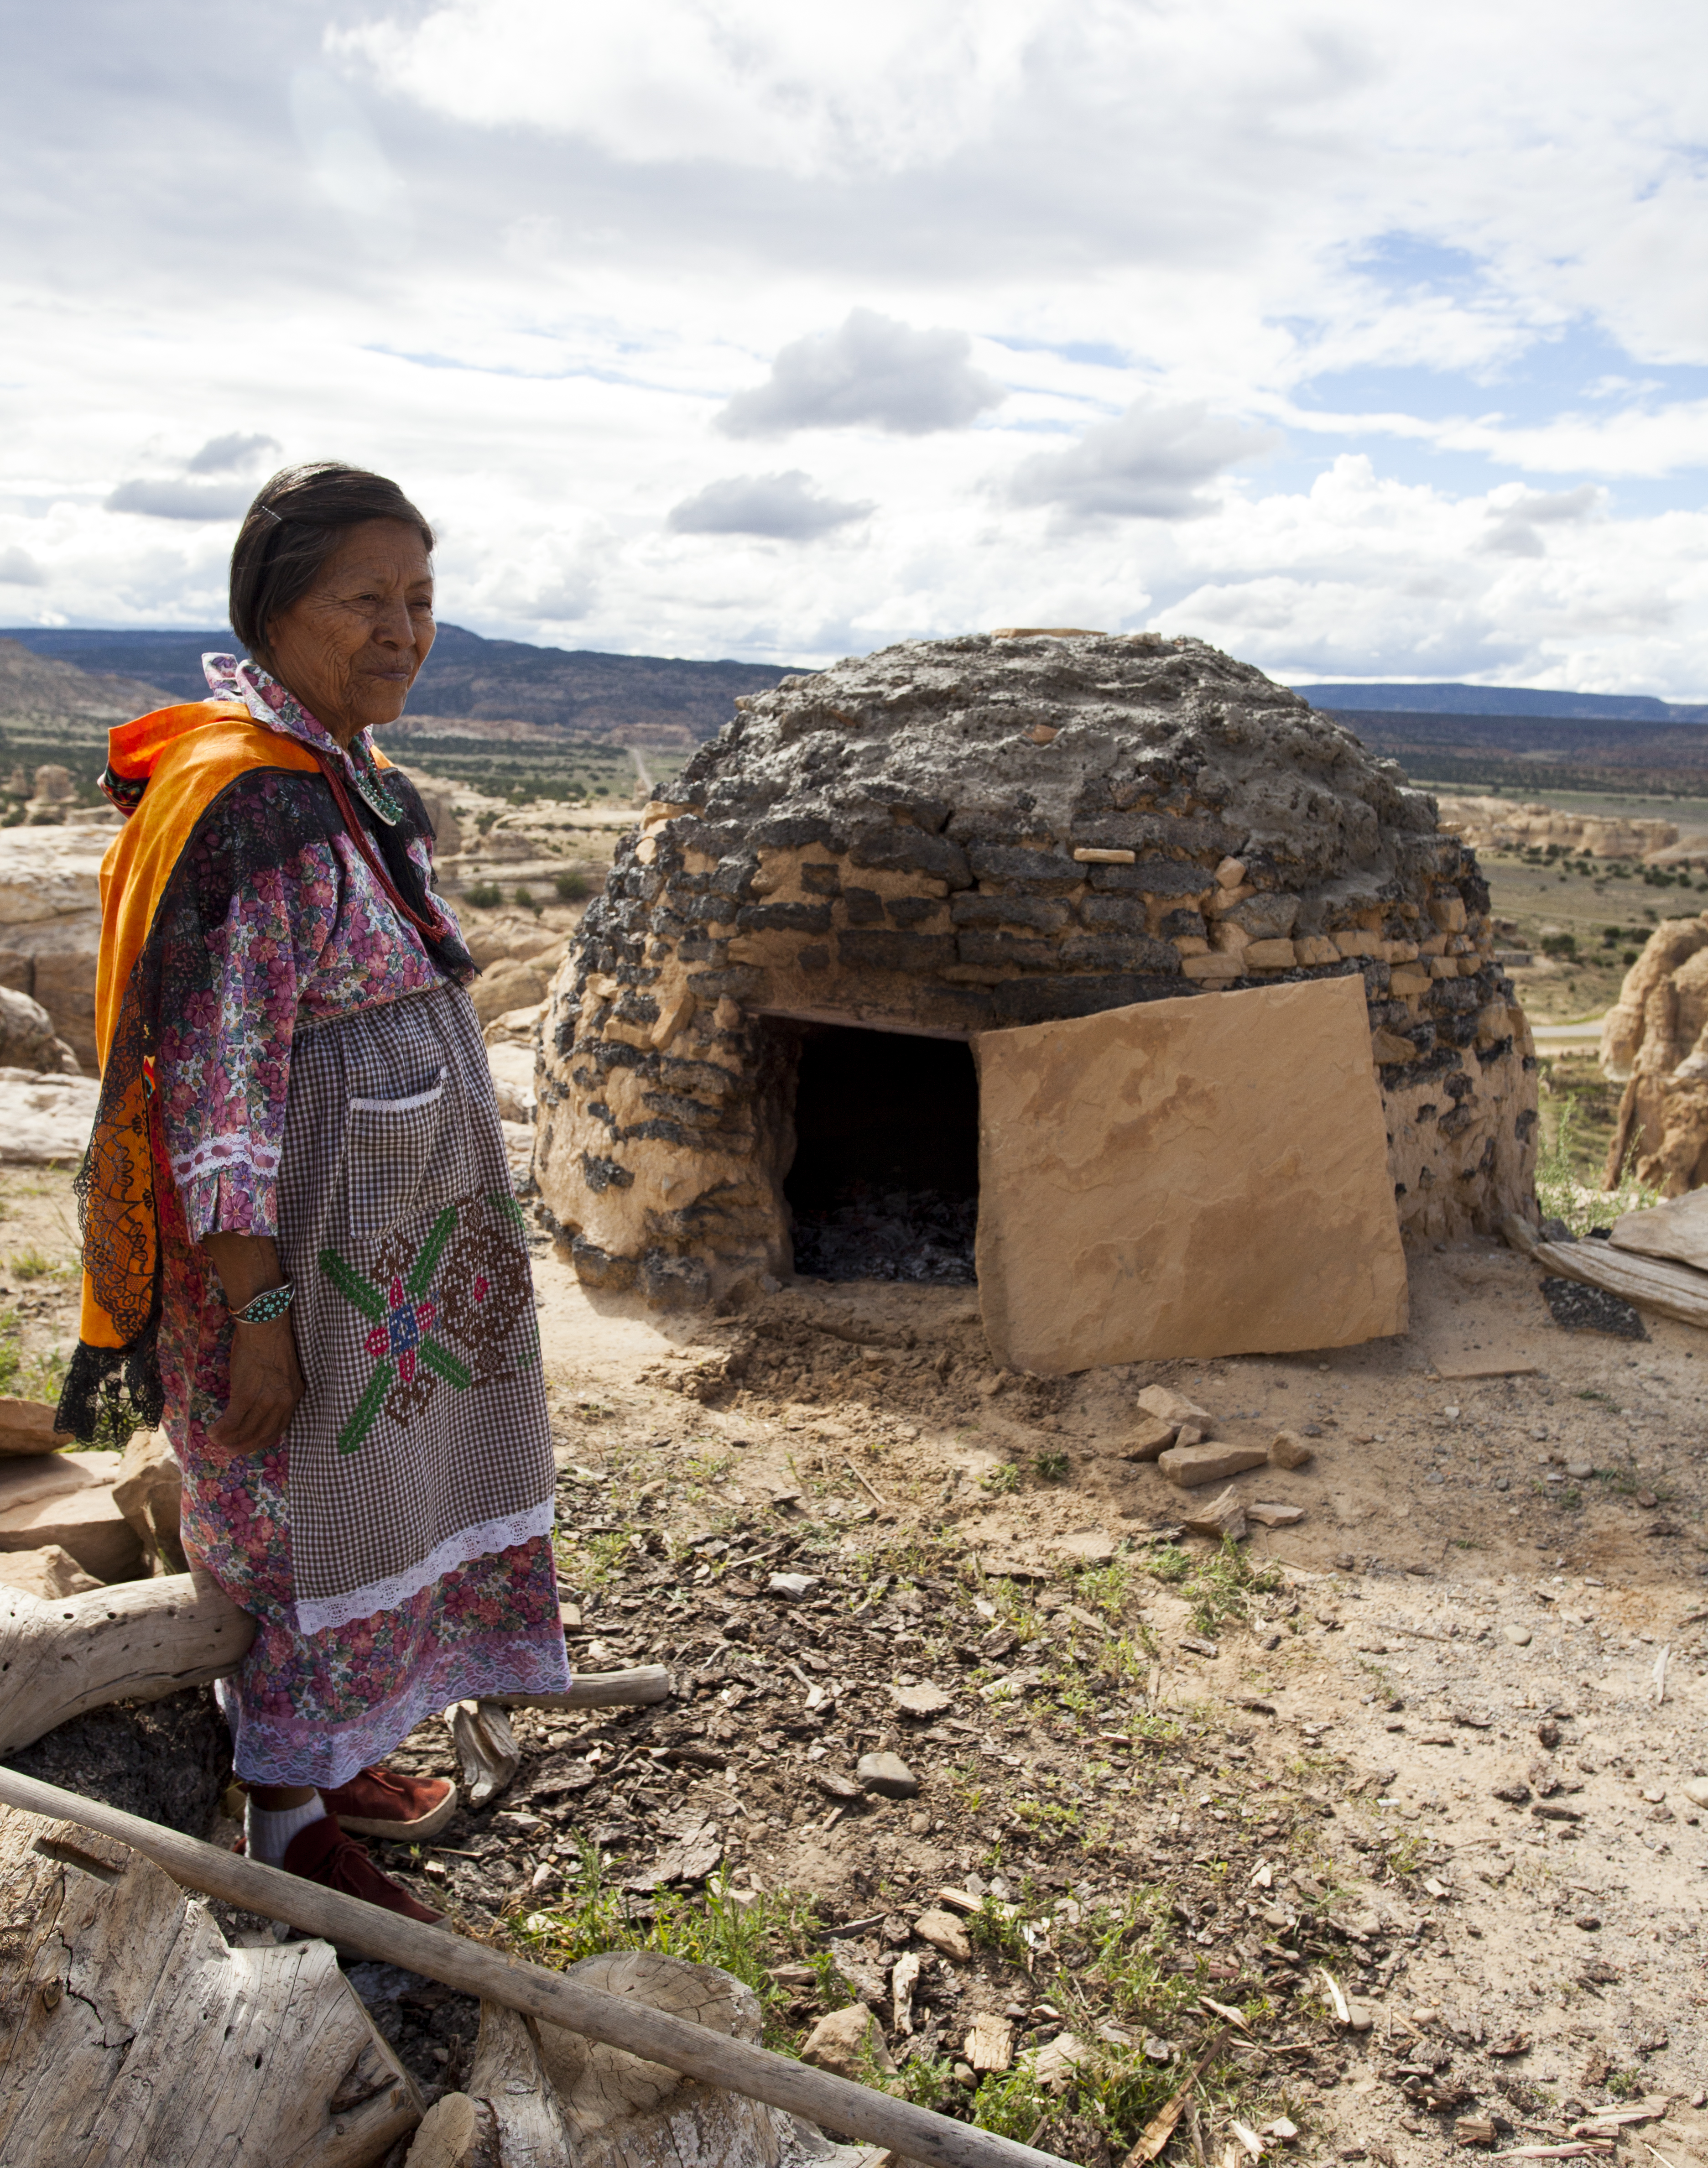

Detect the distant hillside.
[
  {"left": 0, "top": 625, "right": 799, "bottom": 743},
  {"left": 0, "top": 638, "right": 174, "bottom": 730},
  {"left": 1295, "top": 679, "right": 1708, "bottom": 722},
  {"left": 1328, "top": 706, "right": 1708, "bottom": 797}
]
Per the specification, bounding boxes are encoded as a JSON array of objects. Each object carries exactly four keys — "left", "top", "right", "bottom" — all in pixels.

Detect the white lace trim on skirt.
[{"left": 292, "top": 1498, "right": 556, "bottom": 1637}]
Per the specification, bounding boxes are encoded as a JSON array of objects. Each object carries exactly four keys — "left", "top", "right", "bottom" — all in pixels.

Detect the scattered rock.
[
  {"left": 1052, "top": 1530, "right": 1117, "bottom": 1565},
  {"left": 0, "top": 1398, "right": 72, "bottom": 1460},
  {"left": 1247, "top": 1503, "right": 1306, "bottom": 1528},
  {"left": 1501, "top": 1623, "right": 1532, "bottom": 1646},
  {"left": 889, "top": 1682, "right": 953, "bottom": 1719},
  {"left": 767, "top": 1572, "right": 818, "bottom": 1600},
  {"left": 0, "top": 1542, "right": 103, "bottom": 1597},
  {"left": 110, "top": 1426, "right": 186, "bottom": 1573},
  {"left": 0, "top": 1068, "right": 101, "bottom": 1162},
  {"left": 814, "top": 1769, "right": 865, "bottom": 1804},
  {"left": 1136, "top": 1385, "right": 1215, "bottom": 1429},
  {"left": 1565, "top": 1458, "right": 1593, "bottom": 1480},
  {"left": 1179, "top": 1485, "right": 1250, "bottom": 1540},
  {"left": 1575, "top": 1914, "right": 1602, "bottom": 1932},
  {"left": 1028, "top": 2031, "right": 1093, "bottom": 2092},
  {"left": 1683, "top": 1777, "right": 1708, "bottom": 1808},
  {"left": 799, "top": 2002, "right": 896, "bottom": 2081},
  {"left": 0, "top": 984, "right": 78, "bottom": 1073},
  {"left": 1537, "top": 1719, "right": 1562, "bottom": 1749},
  {"left": 856, "top": 1752, "right": 918, "bottom": 1800},
  {"left": 913, "top": 1909, "right": 973, "bottom": 1963},
  {"left": 1269, "top": 1430, "right": 1314, "bottom": 1469},
  {"left": 1159, "top": 1442, "right": 1269, "bottom": 1490},
  {"left": 1455, "top": 2114, "right": 1498, "bottom": 2147},
  {"left": 0, "top": 1451, "right": 143, "bottom": 1583},
  {"left": 1118, "top": 1413, "right": 1178, "bottom": 1461},
  {"left": 1179, "top": 1635, "right": 1220, "bottom": 1658}
]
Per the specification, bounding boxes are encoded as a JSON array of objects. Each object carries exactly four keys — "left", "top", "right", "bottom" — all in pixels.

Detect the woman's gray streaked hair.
[{"left": 229, "top": 462, "right": 434, "bottom": 667}]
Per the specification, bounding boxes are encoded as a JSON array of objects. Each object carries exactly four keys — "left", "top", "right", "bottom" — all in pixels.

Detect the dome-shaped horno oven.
[{"left": 533, "top": 631, "right": 1537, "bottom": 1348}]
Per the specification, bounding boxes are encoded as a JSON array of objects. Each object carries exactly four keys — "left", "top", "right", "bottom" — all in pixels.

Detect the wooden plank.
[{"left": 1503, "top": 1214, "right": 1708, "bottom": 1330}]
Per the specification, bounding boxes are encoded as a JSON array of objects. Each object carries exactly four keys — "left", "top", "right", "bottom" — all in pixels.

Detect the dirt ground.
[
  {"left": 325, "top": 1227, "right": 1708, "bottom": 2165},
  {"left": 20, "top": 1162, "right": 1708, "bottom": 2166}
]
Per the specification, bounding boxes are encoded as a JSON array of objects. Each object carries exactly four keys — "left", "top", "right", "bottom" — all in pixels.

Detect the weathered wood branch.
[
  {"left": 503, "top": 1666, "right": 672, "bottom": 1711},
  {"left": 0, "top": 1801, "right": 422, "bottom": 2167},
  {"left": 0, "top": 1564, "right": 674, "bottom": 1759},
  {"left": 1502, "top": 1212, "right": 1708, "bottom": 1330},
  {"left": 0, "top": 1569, "right": 257, "bottom": 1757},
  {"left": 0, "top": 1767, "right": 1072, "bottom": 2168}
]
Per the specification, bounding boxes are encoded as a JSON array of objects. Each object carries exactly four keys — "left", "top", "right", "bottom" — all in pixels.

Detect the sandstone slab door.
[{"left": 973, "top": 974, "right": 1408, "bottom": 1372}]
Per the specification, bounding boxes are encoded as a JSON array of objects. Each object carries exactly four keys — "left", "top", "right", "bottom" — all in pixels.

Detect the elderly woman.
[{"left": 61, "top": 462, "right": 568, "bottom": 1915}]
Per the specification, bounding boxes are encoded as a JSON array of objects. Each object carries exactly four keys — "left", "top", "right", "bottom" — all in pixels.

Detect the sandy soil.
[{"left": 453, "top": 1230, "right": 1708, "bottom": 2165}]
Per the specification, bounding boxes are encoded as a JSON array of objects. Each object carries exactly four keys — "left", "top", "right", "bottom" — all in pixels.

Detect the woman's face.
[{"left": 265, "top": 517, "right": 435, "bottom": 744}]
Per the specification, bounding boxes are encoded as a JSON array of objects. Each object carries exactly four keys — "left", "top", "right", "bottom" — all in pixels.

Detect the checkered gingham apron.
[{"left": 275, "top": 982, "right": 555, "bottom": 1635}]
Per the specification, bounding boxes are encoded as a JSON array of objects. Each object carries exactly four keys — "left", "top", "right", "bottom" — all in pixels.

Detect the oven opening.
[{"left": 782, "top": 1022, "right": 980, "bottom": 1284}]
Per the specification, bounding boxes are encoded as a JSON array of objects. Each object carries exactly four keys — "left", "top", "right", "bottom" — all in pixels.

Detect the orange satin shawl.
[{"left": 80, "top": 700, "right": 392, "bottom": 1355}]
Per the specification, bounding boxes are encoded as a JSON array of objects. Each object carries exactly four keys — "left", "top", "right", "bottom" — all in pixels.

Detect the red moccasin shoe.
[
  {"left": 281, "top": 1813, "right": 444, "bottom": 1924},
  {"left": 319, "top": 1765, "right": 457, "bottom": 1841}
]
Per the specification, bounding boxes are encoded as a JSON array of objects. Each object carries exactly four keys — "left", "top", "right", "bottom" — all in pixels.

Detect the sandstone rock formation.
[
  {"left": 538, "top": 633, "right": 1537, "bottom": 1308},
  {"left": 0, "top": 829, "right": 104, "bottom": 1066},
  {"left": 1599, "top": 915, "right": 1708, "bottom": 1191},
  {"left": 1438, "top": 795, "right": 1679, "bottom": 863},
  {"left": 0, "top": 985, "right": 78, "bottom": 1073},
  {"left": 0, "top": 1068, "right": 100, "bottom": 1160}
]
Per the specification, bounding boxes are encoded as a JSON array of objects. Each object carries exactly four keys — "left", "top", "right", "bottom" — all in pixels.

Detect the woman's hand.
[{"left": 202, "top": 1233, "right": 306, "bottom": 1461}]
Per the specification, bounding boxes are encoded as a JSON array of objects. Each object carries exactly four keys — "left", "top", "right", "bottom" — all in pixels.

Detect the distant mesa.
[
  {"left": 0, "top": 624, "right": 800, "bottom": 744},
  {"left": 1295, "top": 679, "right": 1708, "bottom": 723}
]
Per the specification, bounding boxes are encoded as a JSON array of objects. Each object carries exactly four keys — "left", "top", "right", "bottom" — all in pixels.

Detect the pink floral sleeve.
[{"left": 156, "top": 829, "right": 454, "bottom": 1240}]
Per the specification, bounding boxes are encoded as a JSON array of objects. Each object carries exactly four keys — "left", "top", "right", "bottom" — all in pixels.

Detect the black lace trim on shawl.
[{"left": 56, "top": 765, "right": 474, "bottom": 1443}]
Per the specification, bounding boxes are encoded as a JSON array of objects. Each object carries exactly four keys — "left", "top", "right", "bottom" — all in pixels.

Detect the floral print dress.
[{"left": 153, "top": 657, "right": 568, "bottom": 1788}]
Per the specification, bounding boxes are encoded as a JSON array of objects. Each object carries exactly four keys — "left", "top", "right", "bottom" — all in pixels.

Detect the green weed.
[
  {"left": 1536, "top": 1093, "right": 1659, "bottom": 1232},
  {"left": 507, "top": 1849, "right": 825, "bottom": 2051},
  {"left": 1033, "top": 1451, "right": 1070, "bottom": 1483},
  {"left": 982, "top": 1461, "right": 1022, "bottom": 1496}
]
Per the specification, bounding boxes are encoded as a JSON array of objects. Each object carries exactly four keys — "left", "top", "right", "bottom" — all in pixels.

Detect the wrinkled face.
[{"left": 265, "top": 518, "right": 434, "bottom": 745}]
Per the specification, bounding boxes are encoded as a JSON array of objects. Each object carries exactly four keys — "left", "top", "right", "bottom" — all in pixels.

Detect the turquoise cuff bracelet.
[{"left": 230, "top": 1281, "right": 296, "bottom": 1326}]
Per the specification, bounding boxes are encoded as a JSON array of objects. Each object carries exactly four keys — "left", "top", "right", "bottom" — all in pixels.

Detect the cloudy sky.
[{"left": 4, "top": 0, "right": 1708, "bottom": 694}]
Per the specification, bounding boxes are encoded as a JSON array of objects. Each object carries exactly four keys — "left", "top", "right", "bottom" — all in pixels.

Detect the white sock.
[{"left": 245, "top": 1793, "right": 327, "bottom": 1867}]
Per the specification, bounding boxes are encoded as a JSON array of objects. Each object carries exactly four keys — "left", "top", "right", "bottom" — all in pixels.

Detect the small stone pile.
[{"left": 538, "top": 633, "right": 1537, "bottom": 1306}]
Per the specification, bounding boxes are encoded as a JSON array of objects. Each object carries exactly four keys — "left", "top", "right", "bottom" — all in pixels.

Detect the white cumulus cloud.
[
  {"left": 104, "top": 479, "right": 255, "bottom": 522},
  {"left": 1007, "top": 401, "right": 1277, "bottom": 522},
  {"left": 0, "top": 548, "right": 45, "bottom": 587},
  {"left": 333, "top": 0, "right": 1043, "bottom": 176},
  {"left": 718, "top": 310, "right": 1005, "bottom": 438},
  {"left": 667, "top": 472, "right": 872, "bottom": 540}
]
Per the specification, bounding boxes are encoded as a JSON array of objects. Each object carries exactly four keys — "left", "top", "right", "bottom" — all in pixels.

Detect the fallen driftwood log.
[
  {"left": 0, "top": 1767, "right": 1072, "bottom": 2168},
  {"left": 1502, "top": 1213, "right": 1708, "bottom": 1330},
  {"left": 0, "top": 1565, "right": 674, "bottom": 1759},
  {"left": 0, "top": 1797, "right": 421, "bottom": 2166},
  {"left": 0, "top": 1569, "right": 257, "bottom": 1757},
  {"left": 414, "top": 1952, "right": 853, "bottom": 2168}
]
